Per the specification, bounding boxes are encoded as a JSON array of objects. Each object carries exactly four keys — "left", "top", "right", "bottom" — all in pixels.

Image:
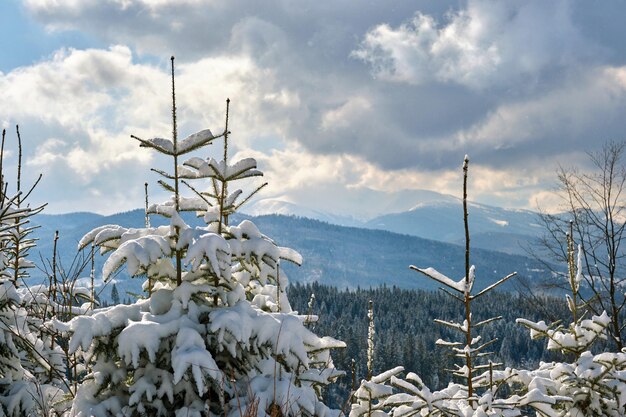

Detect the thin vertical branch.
[
  {"left": 463, "top": 156, "right": 470, "bottom": 290},
  {"left": 218, "top": 98, "right": 231, "bottom": 233},
  {"left": 0, "top": 129, "right": 4, "bottom": 267},
  {"left": 462, "top": 155, "right": 474, "bottom": 400},
  {"left": 171, "top": 56, "right": 182, "bottom": 287},
  {"left": 72, "top": 352, "right": 78, "bottom": 393},
  {"left": 48, "top": 230, "right": 59, "bottom": 381},
  {"left": 145, "top": 181, "right": 153, "bottom": 295},
  {"left": 215, "top": 98, "right": 230, "bottom": 306},
  {"left": 52, "top": 230, "right": 59, "bottom": 305},
  {"left": 90, "top": 244, "right": 96, "bottom": 310},
  {"left": 223, "top": 99, "right": 230, "bottom": 163},
  {"left": 567, "top": 221, "right": 577, "bottom": 323},
  {"left": 367, "top": 300, "right": 374, "bottom": 381},
  {"left": 276, "top": 262, "right": 281, "bottom": 311},
  {"left": 144, "top": 182, "right": 150, "bottom": 228},
  {"left": 171, "top": 57, "right": 179, "bottom": 213},
  {"left": 0, "top": 129, "right": 5, "bottom": 188},
  {"left": 16, "top": 125, "right": 22, "bottom": 205},
  {"left": 11, "top": 126, "right": 23, "bottom": 284}
]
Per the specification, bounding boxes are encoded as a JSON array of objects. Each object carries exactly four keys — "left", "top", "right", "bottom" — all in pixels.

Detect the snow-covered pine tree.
[
  {"left": 0, "top": 127, "right": 67, "bottom": 416},
  {"left": 2, "top": 125, "right": 44, "bottom": 285},
  {"left": 57, "top": 57, "right": 345, "bottom": 417}
]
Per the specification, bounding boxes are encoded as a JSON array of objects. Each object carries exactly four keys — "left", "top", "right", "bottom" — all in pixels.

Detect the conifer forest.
[{"left": 4, "top": 1, "right": 626, "bottom": 413}]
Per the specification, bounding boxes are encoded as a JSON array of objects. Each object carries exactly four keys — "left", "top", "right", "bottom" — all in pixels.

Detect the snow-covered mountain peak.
[{"left": 242, "top": 198, "right": 362, "bottom": 226}]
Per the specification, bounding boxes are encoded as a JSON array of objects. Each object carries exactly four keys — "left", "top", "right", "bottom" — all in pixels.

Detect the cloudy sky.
[{"left": 1, "top": 0, "right": 625, "bottom": 218}]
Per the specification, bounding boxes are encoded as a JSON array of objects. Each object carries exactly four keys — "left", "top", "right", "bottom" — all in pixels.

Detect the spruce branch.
[{"left": 471, "top": 272, "right": 517, "bottom": 300}]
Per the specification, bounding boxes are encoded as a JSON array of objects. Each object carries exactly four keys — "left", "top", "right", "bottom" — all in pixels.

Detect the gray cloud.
[{"left": 10, "top": 0, "right": 626, "bottom": 214}]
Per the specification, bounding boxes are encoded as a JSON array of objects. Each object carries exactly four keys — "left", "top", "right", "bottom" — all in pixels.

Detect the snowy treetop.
[
  {"left": 179, "top": 157, "right": 262, "bottom": 181},
  {"left": 135, "top": 128, "right": 216, "bottom": 156}
]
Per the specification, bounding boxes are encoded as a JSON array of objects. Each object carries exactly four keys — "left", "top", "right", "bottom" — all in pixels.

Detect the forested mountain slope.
[{"left": 30, "top": 210, "right": 554, "bottom": 301}]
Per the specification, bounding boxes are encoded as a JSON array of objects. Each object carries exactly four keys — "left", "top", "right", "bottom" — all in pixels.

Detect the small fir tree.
[
  {"left": 3, "top": 126, "right": 45, "bottom": 285},
  {"left": 110, "top": 283, "right": 120, "bottom": 305},
  {"left": 351, "top": 157, "right": 539, "bottom": 417},
  {"left": 56, "top": 58, "right": 345, "bottom": 417},
  {"left": 0, "top": 127, "right": 68, "bottom": 416}
]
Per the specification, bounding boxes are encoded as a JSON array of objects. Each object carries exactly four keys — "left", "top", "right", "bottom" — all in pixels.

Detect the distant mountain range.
[
  {"left": 27, "top": 193, "right": 556, "bottom": 302},
  {"left": 365, "top": 201, "right": 543, "bottom": 256},
  {"left": 244, "top": 191, "right": 546, "bottom": 256}
]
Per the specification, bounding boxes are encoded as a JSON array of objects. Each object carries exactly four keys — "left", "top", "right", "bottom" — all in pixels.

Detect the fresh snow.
[
  {"left": 411, "top": 266, "right": 468, "bottom": 293},
  {"left": 177, "top": 129, "right": 215, "bottom": 154}
]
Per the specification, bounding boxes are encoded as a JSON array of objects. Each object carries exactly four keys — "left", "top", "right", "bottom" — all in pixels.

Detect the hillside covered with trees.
[{"left": 28, "top": 209, "right": 555, "bottom": 303}]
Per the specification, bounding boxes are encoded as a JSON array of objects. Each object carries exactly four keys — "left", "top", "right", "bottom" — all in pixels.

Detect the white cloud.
[
  {"left": 263, "top": 90, "right": 300, "bottom": 108},
  {"left": 354, "top": 0, "right": 599, "bottom": 90},
  {"left": 321, "top": 96, "right": 372, "bottom": 131},
  {"left": 28, "top": 138, "right": 67, "bottom": 166},
  {"left": 0, "top": 43, "right": 307, "bottom": 213},
  {"left": 0, "top": 46, "right": 164, "bottom": 187},
  {"left": 234, "top": 143, "right": 556, "bottom": 217}
]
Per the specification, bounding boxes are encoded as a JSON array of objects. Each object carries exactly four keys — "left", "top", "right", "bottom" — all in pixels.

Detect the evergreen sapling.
[
  {"left": 0, "top": 127, "right": 68, "bottom": 416},
  {"left": 56, "top": 57, "right": 345, "bottom": 417}
]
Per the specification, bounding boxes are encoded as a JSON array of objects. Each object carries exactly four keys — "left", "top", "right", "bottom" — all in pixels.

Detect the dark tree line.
[{"left": 287, "top": 283, "right": 570, "bottom": 407}]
